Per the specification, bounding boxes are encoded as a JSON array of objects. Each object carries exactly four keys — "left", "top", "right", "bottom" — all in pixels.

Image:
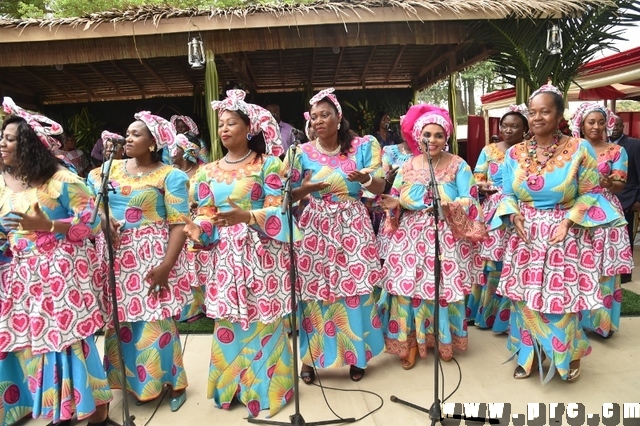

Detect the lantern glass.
[
  {"left": 546, "top": 24, "right": 563, "bottom": 55},
  {"left": 188, "top": 37, "right": 205, "bottom": 69}
]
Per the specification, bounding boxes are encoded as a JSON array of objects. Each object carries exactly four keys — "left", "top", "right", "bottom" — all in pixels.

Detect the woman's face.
[
  {"left": 125, "top": 121, "right": 155, "bottom": 159},
  {"left": 500, "top": 114, "right": 526, "bottom": 145},
  {"left": 310, "top": 100, "right": 339, "bottom": 140},
  {"left": 0, "top": 123, "right": 19, "bottom": 167},
  {"left": 528, "top": 94, "right": 562, "bottom": 138},
  {"left": 380, "top": 114, "right": 391, "bottom": 130},
  {"left": 419, "top": 123, "right": 447, "bottom": 156},
  {"left": 581, "top": 111, "right": 606, "bottom": 143},
  {"left": 172, "top": 147, "right": 186, "bottom": 165},
  {"left": 175, "top": 119, "right": 189, "bottom": 134},
  {"left": 218, "top": 110, "right": 250, "bottom": 151}
]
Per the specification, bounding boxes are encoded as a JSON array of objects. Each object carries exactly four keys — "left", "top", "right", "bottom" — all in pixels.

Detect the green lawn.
[{"left": 174, "top": 290, "right": 640, "bottom": 335}]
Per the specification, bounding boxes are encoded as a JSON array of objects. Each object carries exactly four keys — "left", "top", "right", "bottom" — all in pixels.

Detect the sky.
[{"left": 596, "top": 23, "right": 639, "bottom": 57}]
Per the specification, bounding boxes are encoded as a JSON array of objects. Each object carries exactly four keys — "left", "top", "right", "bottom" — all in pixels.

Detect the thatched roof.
[
  {"left": 0, "top": 0, "right": 618, "bottom": 104},
  {"left": 0, "top": 0, "right": 616, "bottom": 29}
]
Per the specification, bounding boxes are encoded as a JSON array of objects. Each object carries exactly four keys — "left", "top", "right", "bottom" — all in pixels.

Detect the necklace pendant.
[{"left": 136, "top": 172, "right": 143, "bottom": 178}]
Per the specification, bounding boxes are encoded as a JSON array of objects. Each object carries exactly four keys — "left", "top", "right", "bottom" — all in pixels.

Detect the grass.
[
  {"left": 621, "top": 288, "right": 640, "bottom": 317},
  {"left": 176, "top": 316, "right": 215, "bottom": 335}
]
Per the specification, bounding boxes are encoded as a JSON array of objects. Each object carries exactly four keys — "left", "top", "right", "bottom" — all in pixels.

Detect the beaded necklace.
[{"left": 525, "top": 135, "right": 559, "bottom": 184}]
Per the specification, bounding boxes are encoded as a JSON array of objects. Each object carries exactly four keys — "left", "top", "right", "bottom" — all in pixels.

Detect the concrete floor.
[{"left": 18, "top": 252, "right": 640, "bottom": 426}]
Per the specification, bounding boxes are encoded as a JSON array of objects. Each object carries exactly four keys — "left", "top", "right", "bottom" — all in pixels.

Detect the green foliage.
[
  {"left": 68, "top": 108, "right": 104, "bottom": 154},
  {"left": 621, "top": 288, "right": 640, "bottom": 316},
  {"left": 342, "top": 99, "right": 376, "bottom": 137},
  {"left": 617, "top": 100, "right": 640, "bottom": 112},
  {"left": 469, "top": 1, "right": 640, "bottom": 98}
]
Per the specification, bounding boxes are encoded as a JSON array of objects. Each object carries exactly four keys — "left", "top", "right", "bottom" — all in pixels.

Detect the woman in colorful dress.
[
  {"left": 378, "top": 104, "right": 485, "bottom": 370},
  {"left": 494, "top": 85, "right": 625, "bottom": 382},
  {"left": 170, "top": 114, "right": 210, "bottom": 164},
  {"left": 184, "top": 89, "right": 297, "bottom": 418},
  {"left": 286, "top": 88, "right": 386, "bottom": 383},
  {"left": 170, "top": 132, "right": 208, "bottom": 323},
  {"left": 569, "top": 102, "right": 633, "bottom": 338},
  {"left": 376, "top": 128, "right": 413, "bottom": 263},
  {"left": 88, "top": 111, "right": 192, "bottom": 411},
  {"left": 467, "top": 105, "right": 529, "bottom": 333},
  {"left": 0, "top": 99, "right": 111, "bottom": 426}
]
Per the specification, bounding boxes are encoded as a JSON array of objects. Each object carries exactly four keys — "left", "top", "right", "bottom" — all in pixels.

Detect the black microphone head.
[
  {"left": 110, "top": 137, "right": 126, "bottom": 147},
  {"left": 291, "top": 128, "right": 305, "bottom": 143}
]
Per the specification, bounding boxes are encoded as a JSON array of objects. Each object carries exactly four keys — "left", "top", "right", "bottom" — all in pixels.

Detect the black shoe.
[{"left": 621, "top": 274, "right": 632, "bottom": 284}]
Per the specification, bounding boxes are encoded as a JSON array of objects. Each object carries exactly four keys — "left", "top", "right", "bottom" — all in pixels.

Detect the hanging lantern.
[
  {"left": 546, "top": 24, "right": 563, "bottom": 55},
  {"left": 188, "top": 37, "right": 205, "bottom": 70}
]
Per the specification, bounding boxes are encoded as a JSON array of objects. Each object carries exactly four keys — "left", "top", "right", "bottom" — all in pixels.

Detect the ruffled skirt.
[
  {"left": 0, "top": 241, "right": 104, "bottom": 354},
  {"left": 498, "top": 205, "right": 603, "bottom": 313},
  {"left": 96, "top": 222, "right": 195, "bottom": 323},
  {"left": 0, "top": 349, "right": 33, "bottom": 425}
]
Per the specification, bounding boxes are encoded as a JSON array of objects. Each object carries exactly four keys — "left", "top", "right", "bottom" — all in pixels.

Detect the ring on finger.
[
  {"left": 18, "top": 223, "right": 23, "bottom": 230},
  {"left": 155, "top": 285, "right": 160, "bottom": 292}
]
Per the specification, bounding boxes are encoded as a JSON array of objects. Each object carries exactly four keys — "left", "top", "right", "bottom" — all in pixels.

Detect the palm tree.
[{"left": 469, "top": 1, "right": 640, "bottom": 103}]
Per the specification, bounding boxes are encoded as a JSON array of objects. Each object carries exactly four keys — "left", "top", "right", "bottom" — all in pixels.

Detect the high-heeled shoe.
[
  {"left": 400, "top": 346, "right": 418, "bottom": 370},
  {"left": 513, "top": 352, "right": 546, "bottom": 380},
  {"left": 567, "top": 360, "right": 580, "bottom": 382},
  {"left": 169, "top": 391, "right": 187, "bottom": 412}
]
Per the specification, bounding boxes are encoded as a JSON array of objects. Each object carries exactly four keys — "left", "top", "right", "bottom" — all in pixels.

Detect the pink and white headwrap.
[
  {"left": 529, "top": 84, "right": 564, "bottom": 101},
  {"left": 169, "top": 134, "right": 201, "bottom": 164},
  {"left": 101, "top": 130, "right": 124, "bottom": 143},
  {"left": 170, "top": 115, "right": 199, "bottom": 136},
  {"left": 211, "top": 90, "right": 283, "bottom": 156},
  {"left": 303, "top": 111, "right": 312, "bottom": 140},
  {"left": 569, "top": 102, "right": 616, "bottom": 138},
  {"left": 401, "top": 104, "right": 453, "bottom": 155},
  {"left": 503, "top": 104, "right": 529, "bottom": 120},
  {"left": 2, "top": 97, "right": 63, "bottom": 151},
  {"left": 133, "top": 111, "right": 176, "bottom": 150},
  {"left": 308, "top": 87, "right": 343, "bottom": 119}
]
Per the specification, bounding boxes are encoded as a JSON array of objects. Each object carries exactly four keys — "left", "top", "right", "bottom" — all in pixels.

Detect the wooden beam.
[
  {"left": 41, "top": 89, "right": 195, "bottom": 104},
  {"left": 333, "top": 47, "right": 345, "bottom": 85},
  {"left": 416, "top": 49, "right": 491, "bottom": 90},
  {"left": 172, "top": 57, "right": 198, "bottom": 90},
  {"left": 360, "top": 46, "right": 377, "bottom": 88},
  {"left": 140, "top": 59, "right": 171, "bottom": 92},
  {"left": 417, "top": 46, "right": 450, "bottom": 79},
  {"left": 386, "top": 45, "right": 406, "bottom": 83},
  {"left": 21, "top": 68, "right": 71, "bottom": 98},
  {"left": 61, "top": 68, "right": 96, "bottom": 97},
  {"left": 110, "top": 61, "right": 145, "bottom": 95},
  {"left": 242, "top": 52, "right": 258, "bottom": 92},
  {"left": 0, "top": 81, "right": 36, "bottom": 97},
  {"left": 88, "top": 64, "right": 121, "bottom": 94},
  {"left": 279, "top": 50, "right": 284, "bottom": 88},
  {"left": 219, "top": 53, "right": 254, "bottom": 92},
  {"left": 308, "top": 48, "right": 316, "bottom": 87},
  {"left": 0, "top": 74, "right": 36, "bottom": 96}
]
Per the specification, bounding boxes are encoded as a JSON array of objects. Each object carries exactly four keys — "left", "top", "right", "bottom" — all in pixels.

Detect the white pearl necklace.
[{"left": 315, "top": 139, "right": 340, "bottom": 156}]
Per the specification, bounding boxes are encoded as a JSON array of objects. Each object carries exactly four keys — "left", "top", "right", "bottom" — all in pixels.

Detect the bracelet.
[
  {"left": 361, "top": 174, "right": 374, "bottom": 188},
  {"left": 49, "top": 220, "right": 55, "bottom": 232}
]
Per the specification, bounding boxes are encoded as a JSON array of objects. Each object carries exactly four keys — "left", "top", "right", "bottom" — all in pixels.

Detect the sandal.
[
  {"left": 400, "top": 346, "right": 418, "bottom": 370},
  {"left": 169, "top": 391, "right": 187, "bottom": 412},
  {"left": 349, "top": 366, "right": 365, "bottom": 382},
  {"left": 513, "top": 351, "right": 546, "bottom": 380},
  {"left": 567, "top": 360, "right": 580, "bottom": 382},
  {"left": 300, "top": 364, "right": 315, "bottom": 385}
]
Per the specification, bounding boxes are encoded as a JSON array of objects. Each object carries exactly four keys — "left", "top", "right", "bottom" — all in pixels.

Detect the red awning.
[
  {"left": 580, "top": 46, "right": 640, "bottom": 76},
  {"left": 480, "top": 88, "right": 516, "bottom": 105},
  {"left": 578, "top": 85, "right": 626, "bottom": 100}
]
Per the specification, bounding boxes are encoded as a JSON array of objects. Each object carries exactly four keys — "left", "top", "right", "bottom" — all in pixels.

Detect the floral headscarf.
[
  {"left": 211, "top": 89, "right": 283, "bottom": 156},
  {"left": 502, "top": 104, "right": 529, "bottom": 122},
  {"left": 2, "top": 97, "right": 63, "bottom": 151},
  {"left": 170, "top": 115, "right": 199, "bottom": 136},
  {"left": 303, "top": 111, "right": 312, "bottom": 140},
  {"left": 170, "top": 134, "right": 201, "bottom": 164},
  {"left": 529, "top": 84, "right": 564, "bottom": 101},
  {"left": 569, "top": 102, "right": 616, "bottom": 138},
  {"left": 401, "top": 104, "right": 453, "bottom": 155},
  {"left": 133, "top": 111, "right": 176, "bottom": 150},
  {"left": 309, "top": 87, "right": 343, "bottom": 119}
]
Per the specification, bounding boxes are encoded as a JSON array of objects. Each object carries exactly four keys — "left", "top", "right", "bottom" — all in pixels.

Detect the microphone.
[
  {"left": 291, "top": 128, "right": 305, "bottom": 145},
  {"left": 421, "top": 137, "right": 444, "bottom": 219}
]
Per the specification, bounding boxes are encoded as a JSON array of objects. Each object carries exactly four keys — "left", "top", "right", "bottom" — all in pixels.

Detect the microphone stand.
[
  {"left": 90, "top": 146, "right": 136, "bottom": 426},
  {"left": 248, "top": 135, "right": 352, "bottom": 426},
  {"left": 390, "top": 147, "right": 494, "bottom": 426}
]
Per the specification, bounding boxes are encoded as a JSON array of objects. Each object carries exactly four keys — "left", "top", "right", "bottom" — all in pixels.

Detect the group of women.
[{"left": 0, "top": 82, "right": 632, "bottom": 425}]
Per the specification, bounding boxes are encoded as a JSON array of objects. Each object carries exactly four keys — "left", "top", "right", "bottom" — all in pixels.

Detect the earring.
[
  {"left": 337, "top": 123, "right": 341, "bottom": 130},
  {"left": 444, "top": 143, "right": 449, "bottom": 152},
  {"left": 247, "top": 133, "right": 253, "bottom": 141},
  {"left": 553, "top": 129, "right": 562, "bottom": 138},
  {"left": 149, "top": 145, "right": 155, "bottom": 152},
  {"left": 418, "top": 145, "right": 422, "bottom": 152}
]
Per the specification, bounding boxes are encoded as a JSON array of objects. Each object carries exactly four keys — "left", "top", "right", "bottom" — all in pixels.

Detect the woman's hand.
[
  {"left": 379, "top": 194, "right": 400, "bottom": 210},
  {"left": 549, "top": 220, "right": 572, "bottom": 245},
  {"left": 183, "top": 217, "right": 202, "bottom": 242},
  {"left": 477, "top": 181, "right": 498, "bottom": 194},
  {"left": 6, "top": 204, "right": 51, "bottom": 231},
  {"left": 300, "top": 172, "right": 330, "bottom": 193},
  {"left": 145, "top": 262, "right": 172, "bottom": 297},
  {"left": 213, "top": 198, "right": 251, "bottom": 227},
  {"left": 599, "top": 174, "right": 614, "bottom": 190},
  {"left": 512, "top": 214, "right": 530, "bottom": 245},
  {"left": 102, "top": 216, "right": 122, "bottom": 248},
  {"left": 346, "top": 170, "right": 370, "bottom": 184}
]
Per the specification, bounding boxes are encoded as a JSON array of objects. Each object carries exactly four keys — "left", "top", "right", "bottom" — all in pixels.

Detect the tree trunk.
[{"left": 467, "top": 77, "right": 476, "bottom": 115}]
